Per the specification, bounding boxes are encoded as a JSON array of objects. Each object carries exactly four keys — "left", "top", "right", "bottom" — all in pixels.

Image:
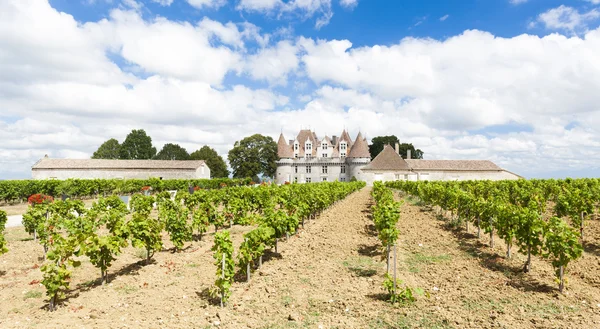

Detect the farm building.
[
  {"left": 361, "top": 144, "right": 521, "bottom": 185},
  {"left": 31, "top": 156, "right": 210, "bottom": 180}
]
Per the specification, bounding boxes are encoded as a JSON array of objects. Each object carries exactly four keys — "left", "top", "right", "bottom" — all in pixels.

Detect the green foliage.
[
  {"left": 228, "top": 134, "right": 278, "bottom": 179},
  {"left": 154, "top": 143, "right": 190, "bottom": 160},
  {"left": 368, "top": 135, "right": 424, "bottom": 160},
  {"left": 544, "top": 217, "right": 583, "bottom": 292},
  {"left": 159, "top": 198, "right": 192, "bottom": 250},
  {"left": 238, "top": 226, "right": 275, "bottom": 274},
  {"left": 382, "top": 273, "right": 425, "bottom": 304},
  {"left": 119, "top": 129, "right": 157, "bottom": 160},
  {"left": 372, "top": 182, "right": 402, "bottom": 248},
  {"left": 211, "top": 231, "right": 235, "bottom": 306},
  {"left": 127, "top": 195, "right": 162, "bottom": 262},
  {"left": 92, "top": 138, "right": 121, "bottom": 159},
  {"left": 0, "top": 210, "right": 7, "bottom": 255},
  {"left": 190, "top": 145, "right": 230, "bottom": 178},
  {"left": 0, "top": 177, "right": 250, "bottom": 203}
]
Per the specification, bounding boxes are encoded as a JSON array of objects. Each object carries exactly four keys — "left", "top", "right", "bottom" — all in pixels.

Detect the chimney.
[
  {"left": 395, "top": 143, "right": 399, "bottom": 154},
  {"left": 289, "top": 140, "right": 294, "bottom": 145},
  {"left": 44, "top": 154, "right": 49, "bottom": 158},
  {"left": 407, "top": 149, "right": 411, "bottom": 159}
]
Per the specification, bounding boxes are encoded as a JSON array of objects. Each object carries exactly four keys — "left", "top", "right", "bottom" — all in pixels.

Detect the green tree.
[
  {"left": 228, "top": 134, "right": 277, "bottom": 181},
  {"left": 154, "top": 143, "right": 190, "bottom": 160},
  {"left": 119, "top": 129, "right": 157, "bottom": 160},
  {"left": 190, "top": 146, "right": 229, "bottom": 178},
  {"left": 92, "top": 138, "right": 121, "bottom": 159},
  {"left": 368, "top": 135, "right": 423, "bottom": 160}
]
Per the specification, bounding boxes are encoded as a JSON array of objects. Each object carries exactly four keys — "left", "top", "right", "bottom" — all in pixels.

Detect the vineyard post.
[
  {"left": 580, "top": 212, "right": 584, "bottom": 243},
  {"left": 477, "top": 217, "right": 481, "bottom": 238},
  {"left": 559, "top": 265, "right": 564, "bottom": 293},
  {"left": 465, "top": 210, "right": 469, "bottom": 233},
  {"left": 275, "top": 238, "right": 278, "bottom": 253},
  {"left": 259, "top": 255, "right": 262, "bottom": 267},
  {"left": 221, "top": 253, "right": 225, "bottom": 308},
  {"left": 386, "top": 244, "right": 390, "bottom": 274},
  {"left": 489, "top": 218, "right": 494, "bottom": 249},
  {"left": 393, "top": 244, "right": 397, "bottom": 296},
  {"left": 506, "top": 242, "right": 511, "bottom": 259}
]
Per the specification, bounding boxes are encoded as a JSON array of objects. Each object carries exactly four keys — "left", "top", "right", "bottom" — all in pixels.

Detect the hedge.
[{"left": 0, "top": 177, "right": 252, "bottom": 204}]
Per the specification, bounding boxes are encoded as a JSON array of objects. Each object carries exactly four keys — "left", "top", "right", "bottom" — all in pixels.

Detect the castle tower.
[{"left": 346, "top": 132, "right": 371, "bottom": 181}]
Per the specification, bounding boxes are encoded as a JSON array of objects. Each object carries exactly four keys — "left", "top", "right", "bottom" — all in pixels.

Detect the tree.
[
  {"left": 368, "top": 135, "right": 423, "bottom": 160},
  {"left": 92, "top": 138, "right": 121, "bottom": 159},
  {"left": 190, "top": 146, "right": 229, "bottom": 178},
  {"left": 228, "top": 134, "right": 277, "bottom": 181},
  {"left": 119, "top": 129, "right": 157, "bottom": 160},
  {"left": 154, "top": 143, "right": 190, "bottom": 160}
]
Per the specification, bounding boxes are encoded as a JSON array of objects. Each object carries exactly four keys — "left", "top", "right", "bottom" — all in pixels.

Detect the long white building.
[{"left": 275, "top": 129, "right": 371, "bottom": 184}]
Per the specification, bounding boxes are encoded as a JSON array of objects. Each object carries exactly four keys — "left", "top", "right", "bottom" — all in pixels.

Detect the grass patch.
[
  {"left": 370, "top": 313, "right": 453, "bottom": 329},
  {"left": 462, "top": 298, "right": 512, "bottom": 313},
  {"left": 23, "top": 290, "right": 42, "bottom": 300},
  {"left": 115, "top": 284, "right": 138, "bottom": 294},
  {"left": 404, "top": 195, "right": 427, "bottom": 207},
  {"left": 343, "top": 256, "right": 379, "bottom": 277},
  {"left": 405, "top": 252, "right": 451, "bottom": 273}
]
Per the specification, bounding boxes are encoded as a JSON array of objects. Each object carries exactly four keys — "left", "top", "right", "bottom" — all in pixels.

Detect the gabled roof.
[
  {"left": 278, "top": 133, "right": 294, "bottom": 158},
  {"left": 405, "top": 160, "right": 503, "bottom": 171},
  {"left": 347, "top": 132, "right": 371, "bottom": 158},
  {"left": 32, "top": 158, "right": 206, "bottom": 170},
  {"left": 363, "top": 145, "right": 410, "bottom": 171}
]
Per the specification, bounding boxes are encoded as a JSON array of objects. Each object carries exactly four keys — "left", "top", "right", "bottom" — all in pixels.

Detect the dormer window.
[
  {"left": 322, "top": 142, "right": 328, "bottom": 150},
  {"left": 294, "top": 142, "right": 299, "bottom": 151},
  {"left": 340, "top": 142, "right": 347, "bottom": 151}
]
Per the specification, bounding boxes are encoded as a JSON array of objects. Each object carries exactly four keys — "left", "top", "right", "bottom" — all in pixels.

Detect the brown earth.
[
  {"left": 1, "top": 199, "right": 99, "bottom": 216},
  {"left": 1, "top": 188, "right": 600, "bottom": 328}
]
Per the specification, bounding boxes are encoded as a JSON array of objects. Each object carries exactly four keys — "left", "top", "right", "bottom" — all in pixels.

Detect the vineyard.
[
  {"left": 0, "top": 177, "right": 251, "bottom": 204},
  {"left": 2, "top": 179, "right": 600, "bottom": 328}
]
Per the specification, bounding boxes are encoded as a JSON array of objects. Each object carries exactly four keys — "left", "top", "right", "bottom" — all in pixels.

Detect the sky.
[{"left": 2, "top": 0, "right": 600, "bottom": 179}]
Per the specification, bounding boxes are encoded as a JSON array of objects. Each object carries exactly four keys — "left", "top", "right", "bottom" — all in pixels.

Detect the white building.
[
  {"left": 276, "top": 129, "right": 371, "bottom": 184},
  {"left": 31, "top": 156, "right": 210, "bottom": 180},
  {"left": 361, "top": 144, "right": 521, "bottom": 185}
]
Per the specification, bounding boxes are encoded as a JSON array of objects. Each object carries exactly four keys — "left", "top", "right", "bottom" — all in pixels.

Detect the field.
[{"left": 2, "top": 187, "right": 600, "bottom": 328}]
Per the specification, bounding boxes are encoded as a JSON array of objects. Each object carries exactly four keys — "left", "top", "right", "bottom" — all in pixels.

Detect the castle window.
[
  {"left": 341, "top": 152, "right": 346, "bottom": 158},
  {"left": 340, "top": 142, "right": 347, "bottom": 151},
  {"left": 322, "top": 142, "right": 328, "bottom": 150},
  {"left": 306, "top": 177, "right": 311, "bottom": 183},
  {"left": 341, "top": 165, "right": 346, "bottom": 174},
  {"left": 306, "top": 165, "right": 311, "bottom": 174},
  {"left": 294, "top": 177, "right": 298, "bottom": 183},
  {"left": 294, "top": 143, "right": 299, "bottom": 151},
  {"left": 322, "top": 153, "right": 328, "bottom": 158},
  {"left": 306, "top": 142, "right": 312, "bottom": 151},
  {"left": 341, "top": 177, "right": 346, "bottom": 182},
  {"left": 322, "top": 166, "right": 328, "bottom": 174},
  {"left": 294, "top": 165, "right": 298, "bottom": 174},
  {"left": 395, "top": 174, "right": 400, "bottom": 180},
  {"left": 322, "top": 177, "right": 327, "bottom": 182}
]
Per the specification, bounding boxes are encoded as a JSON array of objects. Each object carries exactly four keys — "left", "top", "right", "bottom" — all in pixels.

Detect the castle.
[{"left": 275, "top": 129, "right": 371, "bottom": 184}]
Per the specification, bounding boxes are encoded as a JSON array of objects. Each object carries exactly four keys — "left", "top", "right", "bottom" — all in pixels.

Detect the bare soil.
[
  {"left": 1, "top": 188, "right": 600, "bottom": 328},
  {"left": 1, "top": 199, "right": 98, "bottom": 216}
]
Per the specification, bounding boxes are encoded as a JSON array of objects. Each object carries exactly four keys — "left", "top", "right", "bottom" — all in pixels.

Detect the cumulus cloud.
[
  {"left": 533, "top": 5, "right": 600, "bottom": 33},
  {"left": 3, "top": 0, "right": 600, "bottom": 179},
  {"left": 151, "top": 0, "right": 174, "bottom": 6},
  {"left": 509, "top": 0, "right": 528, "bottom": 5}
]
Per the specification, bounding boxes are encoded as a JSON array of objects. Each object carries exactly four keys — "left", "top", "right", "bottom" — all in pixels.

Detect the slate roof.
[
  {"left": 278, "top": 133, "right": 294, "bottom": 158},
  {"left": 362, "top": 145, "right": 410, "bottom": 170},
  {"left": 347, "top": 132, "right": 371, "bottom": 158},
  {"left": 405, "top": 160, "right": 503, "bottom": 171},
  {"left": 32, "top": 158, "right": 206, "bottom": 170}
]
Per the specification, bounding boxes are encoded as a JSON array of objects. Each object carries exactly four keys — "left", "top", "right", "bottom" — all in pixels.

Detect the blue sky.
[{"left": 2, "top": 0, "right": 600, "bottom": 179}]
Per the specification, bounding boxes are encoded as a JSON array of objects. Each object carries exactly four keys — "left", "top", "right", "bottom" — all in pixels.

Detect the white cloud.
[
  {"left": 440, "top": 14, "right": 449, "bottom": 22},
  {"left": 186, "top": 0, "right": 227, "bottom": 9},
  {"left": 584, "top": 0, "right": 600, "bottom": 5},
  {"left": 509, "top": 0, "right": 528, "bottom": 5},
  {"left": 534, "top": 5, "right": 600, "bottom": 32},
  {"left": 245, "top": 40, "right": 299, "bottom": 84},
  {"left": 4, "top": 0, "right": 600, "bottom": 179},
  {"left": 237, "top": 0, "right": 334, "bottom": 29},
  {"left": 151, "top": 0, "right": 174, "bottom": 6},
  {"left": 339, "top": 0, "right": 357, "bottom": 9}
]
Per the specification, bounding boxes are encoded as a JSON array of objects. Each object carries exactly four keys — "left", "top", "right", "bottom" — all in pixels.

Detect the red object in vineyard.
[
  {"left": 220, "top": 183, "right": 228, "bottom": 188},
  {"left": 27, "top": 194, "right": 54, "bottom": 205},
  {"left": 193, "top": 186, "right": 201, "bottom": 191},
  {"left": 284, "top": 181, "right": 290, "bottom": 185},
  {"left": 141, "top": 186, "right": 152, "bottom": 191}
]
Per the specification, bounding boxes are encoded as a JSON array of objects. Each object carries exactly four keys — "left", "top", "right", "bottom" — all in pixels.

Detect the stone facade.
[
  {"left": 276, "top": 130, "right": 371, "bottom": 184},
  {"left": 31, "top": 157, "right": 210, "bottom": 180}
]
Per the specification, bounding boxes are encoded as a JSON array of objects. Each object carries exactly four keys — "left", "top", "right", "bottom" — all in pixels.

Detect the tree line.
[{"left": 92, "top": 130, "right": 423, "bottom": 182}]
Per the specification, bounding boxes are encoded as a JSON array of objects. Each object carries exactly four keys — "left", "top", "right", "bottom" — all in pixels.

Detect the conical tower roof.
[
  {"left": 347, "top": 132, "right": 370, "bottom": 158},
  {"left": 277, "top": 133, "right": 293, "bottom": 158}
]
